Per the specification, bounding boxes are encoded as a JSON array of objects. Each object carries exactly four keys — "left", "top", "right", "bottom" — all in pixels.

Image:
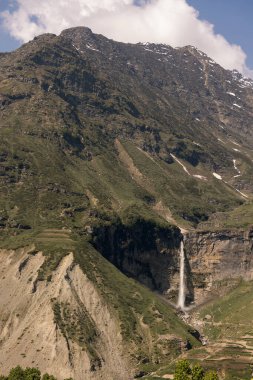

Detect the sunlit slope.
[{"left": 1, "top": 27, "right": 253, "bottom": 234}]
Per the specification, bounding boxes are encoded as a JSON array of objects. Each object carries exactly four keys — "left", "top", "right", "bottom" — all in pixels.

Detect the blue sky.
[
  {"left": 188, "top": 0, "right": 253, "bottom": 68},
  {"left": 0, "top": 0, "right": 252, "bottom": 76},
  {"left": 0, "top": 0, "right": 19, "bottom": 51}
]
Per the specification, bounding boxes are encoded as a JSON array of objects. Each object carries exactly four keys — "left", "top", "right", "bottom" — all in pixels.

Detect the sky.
[
  {"left": 0, "top": 0, "right": 252, "bottom": 78},
  {"left": 188, "top": 0, "right": 253, "bottom": 69}
]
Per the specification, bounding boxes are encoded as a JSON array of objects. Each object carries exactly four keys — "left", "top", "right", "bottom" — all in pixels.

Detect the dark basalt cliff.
[{"left": 91, "top": 220, "right": 182, "bottom": 296}]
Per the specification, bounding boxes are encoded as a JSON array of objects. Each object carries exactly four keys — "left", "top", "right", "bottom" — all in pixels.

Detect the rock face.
[
  {"left": 91, "top": 223, "right": 253, "bottom": 307},
  {"left": 91, "top": 221, "right": 184, "bottom": 301},
  {"left": 91, "top": 224, "right": 253, "bottom": 306},
  {"left": 0, "top": 247, "right": 131, "bottom": 380},
  {"left": 185, "top": 229, "right": 253, "bottom": 304}
]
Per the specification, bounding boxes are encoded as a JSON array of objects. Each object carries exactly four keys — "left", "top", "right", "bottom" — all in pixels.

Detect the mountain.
[{"left": 1, "top": 27, "right": 253, "bottom": 379}]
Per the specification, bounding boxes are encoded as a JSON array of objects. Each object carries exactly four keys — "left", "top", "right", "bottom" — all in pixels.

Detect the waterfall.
[{"left": 177, "top": 239, "right": 186, "bottom": 310}]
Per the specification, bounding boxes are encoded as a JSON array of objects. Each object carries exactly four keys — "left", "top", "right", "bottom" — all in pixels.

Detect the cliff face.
[
  {"left": 91, "top": 223, "right": 253, "bottom": 307},
  {"left": 185, "top": 229, "right": 253, "bottom": 304},
  {"left": 91, "top": 221, "right": 184, "bottom": 301}
]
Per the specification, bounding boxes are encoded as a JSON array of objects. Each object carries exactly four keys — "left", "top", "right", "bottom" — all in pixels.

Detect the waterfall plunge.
[{"left": 177, "top": 239, "right": 186, "bottom": 310}]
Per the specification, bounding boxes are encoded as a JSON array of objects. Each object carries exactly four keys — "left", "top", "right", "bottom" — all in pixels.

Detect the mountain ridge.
[{"left": 1, "top": 26, "right": 253, "bottom": 379}]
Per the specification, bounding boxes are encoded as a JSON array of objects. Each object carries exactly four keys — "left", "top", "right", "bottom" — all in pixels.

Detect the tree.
[
  {"left": 8, "top": 366, "right": 25, "bottom": 380},
  {"left": 174, "top": 359, "right": 192, "bottom": 380},
  {"left": 173, "top": 360, "right": 220, "bottom": 380},
  {"left": 192, "top": 364, "right": 204, "bottom": 380},
  {"left": 24, "top": 368, "right": 41, "bottom": 380},
  {"left": 0, "top": 367, "right": 62, "bottom": 380},
  {"left": 42, "top": 374, "right": 57, "bottom": 380},
  {"left": 204, "top": 371, "right": 219, "bottom": 380}
]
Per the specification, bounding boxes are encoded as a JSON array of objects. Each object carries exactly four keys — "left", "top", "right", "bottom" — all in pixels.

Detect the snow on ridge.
[
  {"left": 143, "top": 45, "right": 172, "bottom": 56},
  {"left": 239, "top": 77, "right": 253, "bottom": 86},
  {"left": 232, "top": 70, "right": 253, "bottom": 89},
  {"left": 143, "top": 47, "right": 154, "bottom": 53},
  {"left": 196, "top": 49, "right": 206, "bottom": 57}
]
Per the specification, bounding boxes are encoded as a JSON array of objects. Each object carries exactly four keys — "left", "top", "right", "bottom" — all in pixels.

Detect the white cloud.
[{"left": 1, "top": 0, "right": 253, "bottom": 78}]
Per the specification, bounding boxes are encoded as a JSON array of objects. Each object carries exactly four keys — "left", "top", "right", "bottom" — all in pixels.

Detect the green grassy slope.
[
  {"left": 184, "top": 281, "right": 253, "bottom": 379},
  {"left": 1, "top": 27, "right": 253, "bottom": 234}
]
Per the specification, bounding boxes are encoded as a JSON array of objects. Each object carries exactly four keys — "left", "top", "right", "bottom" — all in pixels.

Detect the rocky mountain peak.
[
  {"left": 60, "top": 26, "right": 106, "bottom": 53},
  {"left": 60, "top": 26, "right": 94, "bottom": 40}
]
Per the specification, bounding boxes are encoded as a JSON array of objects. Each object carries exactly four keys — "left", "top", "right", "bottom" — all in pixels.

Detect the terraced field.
[{"left": 36, "top": 228, "right": 74, "bottom": 244}]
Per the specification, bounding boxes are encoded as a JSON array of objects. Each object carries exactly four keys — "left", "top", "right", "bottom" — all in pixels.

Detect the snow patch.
[
  {"left": 193, "top": 175, "right": 207, "bottom": 181},
  {"left": 213, "top": 173, "right": 222, "bottom": 180},
  {"left": 236, "top": 189, "right": 248, "bottom": 199},
  {"left": 170, "top": 154, "right": 191, "bottom": 176},
  {"left": 238, "top": 76, "right": 253, "bottom": 88},
  {"left": 227, "top": 92, "right": 236, "bottom": 96},
  {"left": 233, "top": 103, "right": 242, "bottom": 109},
  {"left": 86, "top": 44, "right": 100, "bottom": 52},
  {"left": 233, "top": 159, "right": 241, "bottom": 176},
  {"left": 170, "top": 154, "right": 208, "bottom": 181},
  {"left": 230, "top": 140, "right": 241, "bottom": 147},
  {"left": 72, "top": 44, "right": 80, "bottom": 51},
  {"left": 143, "top": 47, "right": 154, "bottom": 53}
]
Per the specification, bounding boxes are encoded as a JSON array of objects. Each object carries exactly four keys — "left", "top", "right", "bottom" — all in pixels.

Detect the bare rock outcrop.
[
  {"left": 0, "top": 247, "right": 131, "bottom": 380},
  {"left": 185, "top": 229, "right": 253, "bottom": 304}
]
